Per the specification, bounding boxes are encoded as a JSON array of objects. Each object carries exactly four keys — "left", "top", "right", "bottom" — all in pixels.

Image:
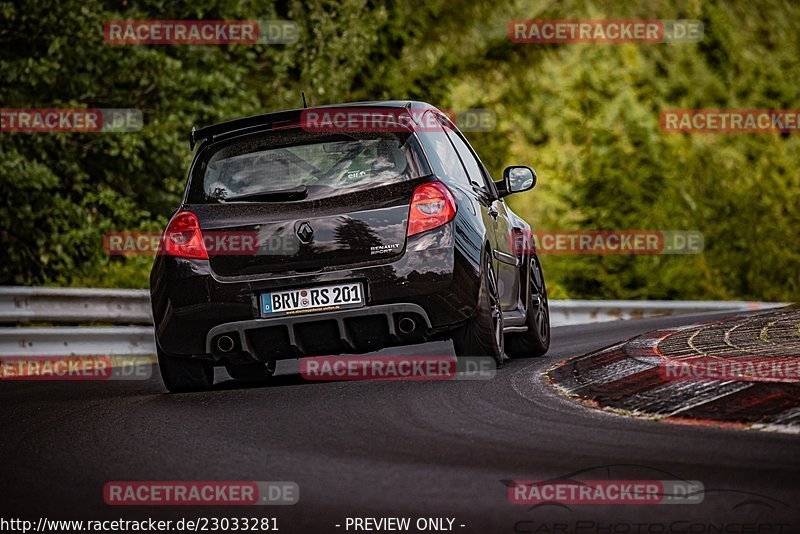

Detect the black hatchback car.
[{"left": 151, "top": 101, "right": 550, "bottom": 391}]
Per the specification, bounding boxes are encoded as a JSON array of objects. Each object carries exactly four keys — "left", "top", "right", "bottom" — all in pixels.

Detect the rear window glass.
[{"left": 191, "top": 129, "right": 429, "bottom": 203}]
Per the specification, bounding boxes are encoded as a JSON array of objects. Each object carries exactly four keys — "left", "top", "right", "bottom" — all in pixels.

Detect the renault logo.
[{"left": 296, "top": 221, "right": 314, "bottom": 243}]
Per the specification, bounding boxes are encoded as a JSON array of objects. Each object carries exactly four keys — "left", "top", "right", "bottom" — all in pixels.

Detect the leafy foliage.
[{"left": 1, "top": 0, "right": 798, "bottom": 299}]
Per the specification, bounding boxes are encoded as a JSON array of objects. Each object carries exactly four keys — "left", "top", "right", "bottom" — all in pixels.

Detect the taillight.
[
  {"left": 162, "top": 211, "right": 208, "bottom": 259},
  {"left": 407, "top": 182, "right": 457, "bottom": 237}
]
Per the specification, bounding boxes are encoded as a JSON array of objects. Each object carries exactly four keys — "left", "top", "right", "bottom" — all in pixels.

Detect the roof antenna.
[{"left": 302, "top": 92, "right": 308, "bottom": 109}]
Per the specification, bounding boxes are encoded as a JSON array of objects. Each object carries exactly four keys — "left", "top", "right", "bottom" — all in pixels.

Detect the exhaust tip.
[
  {"left": 216, "top": 335, "right": 236, "bottom": 353},
  {"left": 398, "top": 317, "right": 416, "bottom": 334}
]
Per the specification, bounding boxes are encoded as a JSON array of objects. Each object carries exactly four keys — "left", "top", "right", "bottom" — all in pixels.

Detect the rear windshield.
[{"left": 189, "top": 129, "right": 429, "bottom": 203}]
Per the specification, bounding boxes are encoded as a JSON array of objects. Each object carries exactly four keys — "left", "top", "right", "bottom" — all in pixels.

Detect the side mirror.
[{"left": 498, "top": 166, "right": 537, "bottom": 197}]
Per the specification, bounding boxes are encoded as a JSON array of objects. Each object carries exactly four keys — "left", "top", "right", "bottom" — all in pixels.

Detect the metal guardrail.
[
  {"left": 0, "top": 326, "right": 156, "bottom": 357},
  {"left": 0, "top": 287, "right": 788, "bottom": 356},
  {"left": 548, "top": 299, "right": 787, "bottom": 326},
  {"left": 0, "top": 286, "right": 152, "bottom": 324}
]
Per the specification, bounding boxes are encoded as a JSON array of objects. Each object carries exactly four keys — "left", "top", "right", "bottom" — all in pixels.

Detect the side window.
[
  {"left": 440, "top": 119, "right": 492, "bottom": 192},
  {"left": 416, "top": 112, "right": 471, "bottom": 188}
]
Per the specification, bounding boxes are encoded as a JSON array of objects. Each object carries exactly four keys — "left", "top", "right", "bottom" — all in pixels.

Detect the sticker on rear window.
[{"left": 346, "top": 169, "right": 368, "bottom": 179}]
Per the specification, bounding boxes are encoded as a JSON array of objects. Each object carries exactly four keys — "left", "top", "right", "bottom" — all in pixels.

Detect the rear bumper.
[
  {"left": 151, "top": 223, "right": 481, "bottom": 358},
  {"left": 206, "top": 303, "right": 431, "bottom": 362}
]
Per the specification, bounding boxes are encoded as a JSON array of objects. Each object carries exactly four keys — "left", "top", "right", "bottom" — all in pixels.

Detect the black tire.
[
  {"left": 452, "top": 250, "right": 504, "bottom": 366},
  {"left": 506, "top": 255, "right": 550, "bottom": 358},
  {"left": 157, "top": 349, "right": 214, "bottom": 392},
  {"left": 225, "top": 361, "right": 276, "bottom": 382}
]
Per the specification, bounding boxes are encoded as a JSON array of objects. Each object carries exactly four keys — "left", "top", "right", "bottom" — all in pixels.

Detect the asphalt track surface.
[{"left": 2, "top": 310, "right": 798, "bottom": 533}]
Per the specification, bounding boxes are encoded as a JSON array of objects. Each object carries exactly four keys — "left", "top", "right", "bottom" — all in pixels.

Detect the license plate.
[{"left": 260, "top": 282, "right": 365, "bottom": 317}]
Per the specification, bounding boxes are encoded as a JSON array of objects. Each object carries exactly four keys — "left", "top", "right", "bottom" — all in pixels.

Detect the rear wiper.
[{"left": 219, "top": 186, "right": 308, "bottom": 202}]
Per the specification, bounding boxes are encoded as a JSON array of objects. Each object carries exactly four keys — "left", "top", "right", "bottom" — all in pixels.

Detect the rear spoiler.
[
  {"left": 188, "top": 103, "right": 428, "bottom": 151},
  {"left": 189, "top": 109, "right": 306, "bottom": 151}
]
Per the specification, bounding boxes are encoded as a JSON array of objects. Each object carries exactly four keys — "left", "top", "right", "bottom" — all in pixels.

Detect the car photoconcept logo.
[{"left": 296, "top": 222, "right": 314, "bottom": 243}]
